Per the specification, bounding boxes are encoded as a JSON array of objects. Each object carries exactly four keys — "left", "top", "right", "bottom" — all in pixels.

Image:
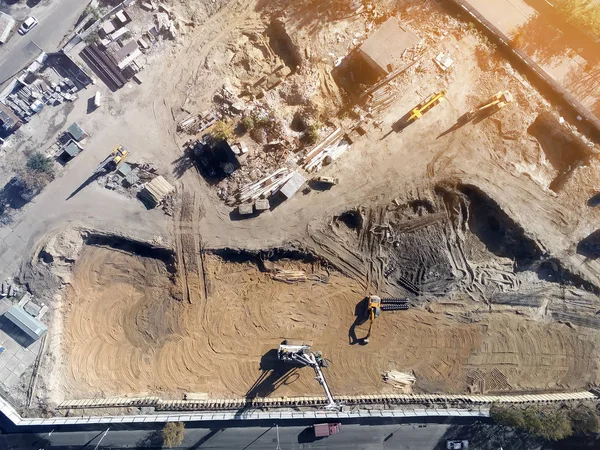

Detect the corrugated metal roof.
[
  {"left": 63, "top": 142, "right": 81, "bottom": 158},
  {"left": 0, "top": 103, "right": 20, "bottom": 130},
  {"left": 0, "top": 12, "right": 15, "bottom": 44},
  {"left": 67, "top": 123, "right": 85, "bottom": 141},
  {"left": 112, "top": 40, "right": 139, "bottom": 64},
  {"left": 279, "top": 171, "right": 306, "bottom": 199},
  {"left": 4, "top": 305, "right": 47, "bottom": 341}
]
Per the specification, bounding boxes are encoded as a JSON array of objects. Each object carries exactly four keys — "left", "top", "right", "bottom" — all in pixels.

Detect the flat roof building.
[
  {"left": 0, "top": 103, "right": 21, "bottom": 132},
  {"left": 0, "top": 12, "right": 15, "bottom": 44},
  {"left": 62, "top": 141, "right": 82, "bottom": 159},
  {"left": 356, "top": 18, "right": 420, "bottom": 79},
  {"left": 280, "top": 171, "right": 306, "bottom": 199},
  {"left": 4, "top": 305, "right": 47, "bottom": 341},
  {"left": 67, "top": 122, "right": 86, "bottom": 142}
]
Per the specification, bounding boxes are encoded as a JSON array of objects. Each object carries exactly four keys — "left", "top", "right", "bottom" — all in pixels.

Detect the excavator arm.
[{"left": 364, "top": 308, "right": 376, "bottom": 344}]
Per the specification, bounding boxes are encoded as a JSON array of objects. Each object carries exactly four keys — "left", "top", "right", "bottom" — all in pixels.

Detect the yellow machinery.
[
  {"left": 93, "top": 145, "right": 129, "bottom": 174},
  {"left": 466, "top": 90, "right": 513, "bottom": 121},
  {"left": 363, "top": 295, "right": 409, "bottom": 344},
  {"left": 407, "top": 90, "right": 447, "bottom": 122}
]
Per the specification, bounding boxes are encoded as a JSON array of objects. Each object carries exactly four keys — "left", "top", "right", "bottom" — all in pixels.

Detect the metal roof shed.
[
  {"left": 0, "top": 12, "right": 15, "bottom": 44},
  {"left": 4, "top": 305, "right": 47, "bottom": 341},
  {"left": 67, "top": 123, "right": 86, "bottom": 141},
  {"left": 357, "top": 18, "right": 420, "bottom": 77},
  {"left": 62, "top": 141, "right": 81, "bottom": 158},
  {"left": 279, "top": 171, "right": 306, "bottom": 199}
]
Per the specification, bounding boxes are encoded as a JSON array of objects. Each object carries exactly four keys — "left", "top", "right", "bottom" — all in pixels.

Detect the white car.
[
  {"left": 447, "top": 441, "right": 469, "bottom": 450},
  {"left": 18, "top": 17, "right": 39, "bottom": 35}
]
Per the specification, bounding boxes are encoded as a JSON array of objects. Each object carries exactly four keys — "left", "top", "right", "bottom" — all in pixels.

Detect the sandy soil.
[
  {"left": 54, "top": 243, "right": 600, "bottom": 403},
  {"left": 11, "top": 0, "right": 600, "bottom": 409}
]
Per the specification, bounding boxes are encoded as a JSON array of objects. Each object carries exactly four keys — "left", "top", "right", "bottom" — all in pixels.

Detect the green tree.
[
  {"left": 305, "top": 122, "right": 321, "bottom": 145},
  {"left": 240, "top": 116, "right": 255, "bottom": 132},
  {"left": 210, "top": 120, "right": 234, "bottom": 141},
  {"left": 569, "top": 405, "right": 600, "bottom": 435},
  {"left": 555, "top": 0, "right": 600, "bottom": 37},
  {"left": 161, "top": 422, "right": 185, "bottom": 448},
  {"left": 490, "top": 405, "right": 573, "bottom": 441},
  {"left": 26, "top": 152, "right": 54, "bottom": 175}
]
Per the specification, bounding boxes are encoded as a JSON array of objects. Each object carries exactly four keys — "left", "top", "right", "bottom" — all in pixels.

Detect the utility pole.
[{"left": 93, "top": 427, "right": 110, "bottom": 450}]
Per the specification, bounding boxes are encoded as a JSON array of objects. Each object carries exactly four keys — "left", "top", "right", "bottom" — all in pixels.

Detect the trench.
[
  {"left": 83, "top": 232, "right": 177, "bottom": 274},
  {"left": 265, "top": 19, "right": 302, "bottom": 72},
  {"left": 212, "top": 247, "right": 320, "bottom": 266}
]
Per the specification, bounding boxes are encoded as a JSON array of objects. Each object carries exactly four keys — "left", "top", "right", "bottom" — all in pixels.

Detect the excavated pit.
[
  {"left": 528, "top": 112, "right": 595, "bottom": 192},
  {"left": 265, "top": 19, "right": 302, "bottom": 72},
  {"left": 459, "top": 185, "right": 542, "bottom": 269},
  {"left": 35, "top": 206, "right": 600, "bottom": 406}
]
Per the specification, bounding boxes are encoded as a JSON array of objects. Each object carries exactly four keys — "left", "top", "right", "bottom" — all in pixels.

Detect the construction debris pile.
[
  {"left": 0, "top": 280, "right": 20, "bottom": 299},
  {"left": 302, "top": 128, "right": 351, "bottom": 173},
  {"left": 0, "top": 53, "right": 90, "bottom": 130},
  {"left": 382, "top": 370, "right": 416, "bottom": 393}
]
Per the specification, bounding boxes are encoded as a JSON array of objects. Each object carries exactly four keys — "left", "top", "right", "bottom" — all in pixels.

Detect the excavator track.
[
  {"left": 381, "top": 304, "right": 409, "bottom": 311},
  {"left": 379, "top": 297, "right": 410, "bottom": 311}
]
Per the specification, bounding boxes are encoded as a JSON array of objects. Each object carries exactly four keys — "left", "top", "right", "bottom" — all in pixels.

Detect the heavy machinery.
[
  {"left": 277, "top": 340, "right": 338, "bottom": 409},
  {"left": 312, "top": 176, "right": 339, "bottom": 186},
  {"left": 406, "top": 90, "right": 447, "bottom": 122},
  {"left": 362, "top": 295, "right": 409, "bottom": 344},
  {"left": 465, "top": 90, "right": 513, "bottom": 121},
  {"left": 93, "top": 145, "right": 129, "bottom": 175}
]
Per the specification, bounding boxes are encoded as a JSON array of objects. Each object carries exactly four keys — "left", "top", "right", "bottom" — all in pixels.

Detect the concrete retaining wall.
[
  {"left": 57, "top": 391, "right": 599, "bottom": 411},
  {"left": 2, "top": 392, "right": 597, "bottom": 426}
]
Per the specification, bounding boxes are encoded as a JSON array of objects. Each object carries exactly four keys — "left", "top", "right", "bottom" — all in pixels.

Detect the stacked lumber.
[
  {"left": 236, "top": 168, "right": 294, "bottom": 204},
  {"left": 140, "top": 176, "right": 175, "bottom": 206},
  {"left": 303, "top": 128, "right": 352, "bottom": 172},
  {"left": 382, "top": 371, "right": 416, "bottom": 393}
]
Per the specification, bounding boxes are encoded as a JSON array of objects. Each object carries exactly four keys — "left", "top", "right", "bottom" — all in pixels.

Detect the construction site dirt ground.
[
  {"left": 12, "top": 0, "right": 600, "bottom": 408},
  {"left": 45, "top": 238, "right": 600, "bottom": 403}
]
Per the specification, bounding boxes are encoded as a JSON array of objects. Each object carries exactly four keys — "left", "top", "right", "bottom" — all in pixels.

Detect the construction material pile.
[
  {"left": 271, "top": 268, "right": 329, "bottom": 284},
  {"left": 382, "top": 370, "right": 416, "bottom": 393},
  {"left": 234, "top": 168, "right": 294, "bottom": 205},
  {"left": 303, "top": 128, "right": 351, "bottom": 173}
]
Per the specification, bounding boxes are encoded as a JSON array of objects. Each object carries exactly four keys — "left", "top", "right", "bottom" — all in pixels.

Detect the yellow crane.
[
  {"left": 407, "top": 90, "right": 447, "bottom": 122},
  {"left": 465, "top": 90, "right": 513, "bottom": 121},
  {"left": 93, "top": 145, "right": 129, "bottom": 174}
]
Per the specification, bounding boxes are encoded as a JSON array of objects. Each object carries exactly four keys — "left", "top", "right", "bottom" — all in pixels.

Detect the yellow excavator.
[
  {"left": 407, "top": 90, "right": 447, "bottom": 122},
  {"left": 93, "top": 145, "right": 129, "bottom": 174},
  {"left": 465, "top": 90, "right": 513, "bottom": 121},
  {"left": 363, "top": 295, "right": 409, "bottom": 344}
]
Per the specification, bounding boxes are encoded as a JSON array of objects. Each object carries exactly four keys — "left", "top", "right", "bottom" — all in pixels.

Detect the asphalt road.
[
  {"left": 0, "top": 423, "right": 453, "bottom": 450},
  {"left": 0, "top": 0, "right": 90, "bottom": 86}
]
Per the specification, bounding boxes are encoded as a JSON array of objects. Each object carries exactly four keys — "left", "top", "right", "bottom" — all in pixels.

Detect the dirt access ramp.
[{"left": 48, "top": 236, "right": 600, "bottom": 404}]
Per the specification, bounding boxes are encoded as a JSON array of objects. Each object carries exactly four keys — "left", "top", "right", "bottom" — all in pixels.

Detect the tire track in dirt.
[{"left": 55, "top": 244, "right": 600, "bottom": 402}]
